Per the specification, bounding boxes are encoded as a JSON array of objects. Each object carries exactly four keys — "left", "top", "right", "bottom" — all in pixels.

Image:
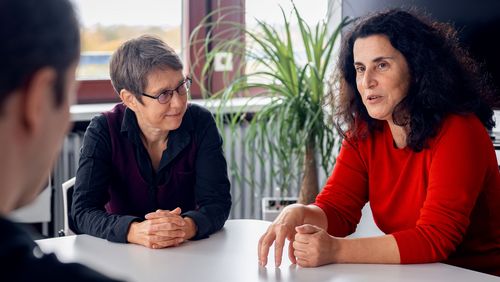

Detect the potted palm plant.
[{"left": 190, "top": 3, "right": 349, "bottom": 217}]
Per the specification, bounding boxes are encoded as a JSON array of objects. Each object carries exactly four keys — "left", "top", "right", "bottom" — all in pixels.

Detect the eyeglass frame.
[{"left": 140, "top": 77, "right": 192, "bottom": 104}]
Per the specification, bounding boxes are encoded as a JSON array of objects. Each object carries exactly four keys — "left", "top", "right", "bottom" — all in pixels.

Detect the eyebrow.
[
  {"left": 354, "top": 56, "right": 395, "bottom": 66},
  {"left": 155, "top": 78, "right": 186, "bottom": 94}
]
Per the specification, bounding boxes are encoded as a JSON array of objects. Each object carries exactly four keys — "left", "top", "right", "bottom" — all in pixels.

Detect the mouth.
[
  {"left": 164, "top": 112, "right": 182, "bottom": 117},
  {"left": 366, "top": 95, "right": 382, "bottom": 102}
]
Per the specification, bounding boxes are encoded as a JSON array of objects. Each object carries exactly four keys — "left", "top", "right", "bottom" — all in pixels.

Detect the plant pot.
[{"left": 261, "top": 197, "right": 298, "bottom": 221}]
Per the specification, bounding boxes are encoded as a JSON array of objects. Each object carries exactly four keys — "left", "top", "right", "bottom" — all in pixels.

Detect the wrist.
[
  {"left": 281, "top": 204, "right": 306, "bottom": 225},
  {"left": 183, "top": 217, "right": 197, "bottom": 239},
  {"left": 126, "top": 222, "right": 139, "bottom": 243},
  {"left": 332, "top": 237, "right": 347, "bottom": 264}
]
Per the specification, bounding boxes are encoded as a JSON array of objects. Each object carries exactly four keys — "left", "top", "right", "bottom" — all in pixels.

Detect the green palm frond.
[{"left": 190, "top": 3, "right": 350, "bottom": 193}]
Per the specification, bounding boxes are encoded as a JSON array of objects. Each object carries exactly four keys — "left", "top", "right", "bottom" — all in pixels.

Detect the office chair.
[{"left": 59, "top": 177, "right": 76, "bottom": 236}]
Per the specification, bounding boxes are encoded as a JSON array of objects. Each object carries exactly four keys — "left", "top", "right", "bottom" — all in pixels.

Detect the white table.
[{"left": 36, "top": 219, "right": 499, "bottom": 282}]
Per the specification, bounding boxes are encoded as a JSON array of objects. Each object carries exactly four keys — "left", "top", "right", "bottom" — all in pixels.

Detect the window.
[
  {"left": 71, "top": 0, "right": 183, "bottom": 80},
  {"left": 246, "top": 0, "right": 329, "bottom": 29},
  {"left": 245, "top": 0, "right": 330, "bottom": 82}
]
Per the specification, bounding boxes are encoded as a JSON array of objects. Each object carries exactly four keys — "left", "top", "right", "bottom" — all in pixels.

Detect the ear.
[
  {"left": 22, "top": 67, "right": 57, "bottom": 136},
  {"left": 120, "top": 89, "right": 139, "bottom": 112}
]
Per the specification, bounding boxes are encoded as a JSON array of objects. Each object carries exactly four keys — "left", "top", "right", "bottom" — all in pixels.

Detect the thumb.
[
  {"left": 170, "top": 207, "right": 182, "bottom": 215},
  {"left": 295, "top": 224, "right": 322, "bottom": 234}
]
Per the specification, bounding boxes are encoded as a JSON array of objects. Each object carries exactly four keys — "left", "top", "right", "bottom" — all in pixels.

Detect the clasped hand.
[
  {"left": 258, "top": 210, "right": 337, "bottom": 267},
  {"left": 127, "top": 207, "right": 197, "bottom": 249},
  {"left": 292, "top": 224, "right": 338, "bottom": 267}
]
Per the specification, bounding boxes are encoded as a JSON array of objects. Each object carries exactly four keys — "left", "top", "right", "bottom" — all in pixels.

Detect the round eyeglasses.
[{"left": 141, "top": 77, "right": 192, "bottom": 104}]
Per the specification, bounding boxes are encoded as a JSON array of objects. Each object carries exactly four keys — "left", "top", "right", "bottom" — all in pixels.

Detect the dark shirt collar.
[
  {"left": 120, "top": 104, "right": 194, "bottom": 142},
  {"left": 119, "top": 104, "right": 195, "bottom": 171},
  {"left": 120, "top": 107, "right": 141, "bottom": 145},
  {"left": 0, "top": 216, "right": 35, "bottom": 249}
]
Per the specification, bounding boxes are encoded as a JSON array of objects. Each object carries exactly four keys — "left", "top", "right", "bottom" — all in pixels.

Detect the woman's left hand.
[
  {"left": 145, "top": 208, "right": 197, "bottom": 241},
  {"left": 293, "top": 224, "right": 338, "bottom": 267}
]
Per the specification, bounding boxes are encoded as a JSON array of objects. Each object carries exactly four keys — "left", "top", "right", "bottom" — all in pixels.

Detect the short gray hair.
[{"left": 110, "top": 35, "right": 183, "bottom": 100}]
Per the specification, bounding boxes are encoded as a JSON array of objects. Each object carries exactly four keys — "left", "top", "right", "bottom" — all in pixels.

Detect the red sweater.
[{"left": 315, "top": 114, "right": 500, "bottom": 275}]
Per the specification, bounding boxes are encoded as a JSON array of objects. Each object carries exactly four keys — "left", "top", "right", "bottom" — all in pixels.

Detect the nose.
[{"left": 361, "top": 68, "right": 377, "bottom": 89}]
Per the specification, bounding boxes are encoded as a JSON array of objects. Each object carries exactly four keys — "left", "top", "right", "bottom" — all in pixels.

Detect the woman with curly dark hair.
[{"left": 258, "top": 9, "right": 500, "bottom": 276}]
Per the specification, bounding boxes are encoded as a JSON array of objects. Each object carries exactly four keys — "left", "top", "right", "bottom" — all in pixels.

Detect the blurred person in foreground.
[{"left": 0, "top": 0, "right": 124, "bottom": 280}]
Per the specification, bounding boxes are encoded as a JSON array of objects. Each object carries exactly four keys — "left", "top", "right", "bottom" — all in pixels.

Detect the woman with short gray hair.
[{"left": 72, "top": 35, "right": 232, "bottom": 249}]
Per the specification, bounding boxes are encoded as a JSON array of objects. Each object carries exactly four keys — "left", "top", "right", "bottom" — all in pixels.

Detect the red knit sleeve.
[
  {"left": 393, "top": 115, "right": 493, "bottom": 263},
  {"left": 314, "top": 139, "right": 369, "bottom": 237}
]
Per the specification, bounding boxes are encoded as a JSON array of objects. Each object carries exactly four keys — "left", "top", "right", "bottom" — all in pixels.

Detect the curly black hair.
[{"left": 335, "top": 9, "right": 496, "bottom": 151}]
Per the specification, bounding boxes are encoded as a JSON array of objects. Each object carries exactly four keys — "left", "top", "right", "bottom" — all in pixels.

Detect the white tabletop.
[{"left": 36, "top": 219, "right": 499, "bottom": 282}]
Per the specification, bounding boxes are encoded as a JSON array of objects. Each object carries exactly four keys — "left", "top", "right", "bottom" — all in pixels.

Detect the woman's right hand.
[
  {"left": 126, "top": 207, "right": 187, "bottom": 249},
  {"left": 257, "top": 204, "right": 307, "bottom": 267}
]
